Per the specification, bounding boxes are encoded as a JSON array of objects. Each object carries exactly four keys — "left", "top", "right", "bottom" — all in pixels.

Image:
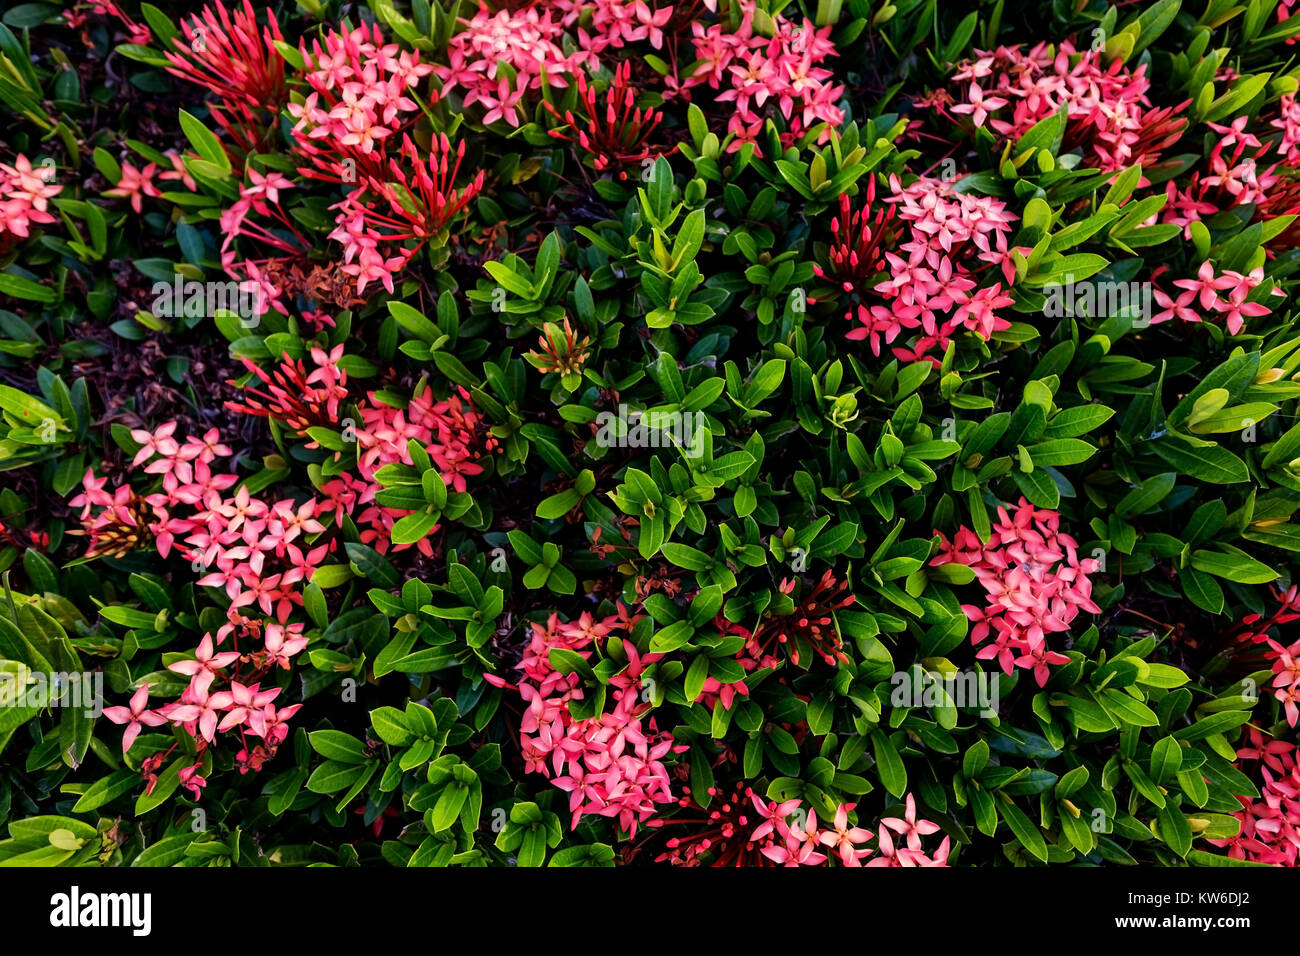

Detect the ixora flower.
[
  {"left": 815, "top": 172, "right": 1026, "bottom": 364},
  {"left": 102, "top": 161, "right": 161, "bottom": 213},
  {"left": 321, "top": 132, "right": 483, "bottom": 295},
  {"left": 435, "top": 6, "right": 578, "bottom": 127},
  {"left": 68, "top": 413, "right": 333, "bottom": 784},
  {"left": 162, "top": 0, "right": 288, "bottom": 155},
  {"left": 488, "top": 608, "right": 682, "bottom": 834},
  {"left": 930, "top": 42, "right": 1189, "bottom": 172},
  {"left": 1212, "top": 728, "right": 1300, "bottom": 865},
  {"left": 102, "top": 685, "right": 168, "bottom": 753},
  {"left": 653, "top": 788, "right": 948, "bottom": 866},
  {"left": 544, "top": 62, "right": 665, "bottom": 178},
  {"left": 744, "top": 570, "right": 856, "bottom": 668},
  {"left": 681, "top": 9, "right": 844, "bottom": 151},
  {"left": 288, "top": 21, "right": 434, "bottom": 170},
  {"left": 224, "top": 345, "right": 348, "bottom": 435},
  {"left": 933, "top": 498, "right": 1101, "bottom": 686},
  {"left": 0, "top": 154, "right": 61, "bottom": 239},
  {"left": 1149, "top": 262, "right": 1282, "bottom": 336}
]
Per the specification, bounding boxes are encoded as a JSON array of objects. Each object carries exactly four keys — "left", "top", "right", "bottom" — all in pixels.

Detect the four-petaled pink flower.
[
  {"left": 168, "top": 633, "right": 240, "bottom": 679},
  {"left": 102, "top": 685, "right": 168, "bottom": 753},
  {"left": 104, "top": 161, "right": 161, "bottom": 213},
  {"left": 211, "top": 680, "right": 281, "bottom": 733},
  {"left": 881, "top": 793, "right": 943, "bottom": 852}
]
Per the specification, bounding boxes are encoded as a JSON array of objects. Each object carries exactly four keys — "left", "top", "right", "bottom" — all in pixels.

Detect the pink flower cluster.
[
  {"left": 1230, "top": 585, "right": 1300, "bottom": 727},
  {"left": 930, "top": 42, "right": 1186, "bottom": 172},
  {"left": 1162, "top": 121, "right": 1300, "bottom": 251},
  {"left": 227, "top": 345, "right": 489, "bottom": 557},
  {"left": 80, "top": 346, "right": 490, "bottom": 790},
  {"left": 75, "top": 423, "right": 317, "bottom": 794},
  {"left": 70, "top": 423, "right": 330, "bottom": 623},
  {"left": 319, "top": 383, "right": 489, "bottom": 557},
  {"left": 1209, "top": 728, "right": 1300, "bottom": 865},
  {"left": 1272, "top": 95, "right": 1300, "bottom": 166},
  {"left": 327, "top": 133, "right": 484, "bottom": 294},
  {"left": 288, "top": 23, "right": 434, "bottom": 163},
  {"left": 211, "top": 173, "right": 308, "bottom": 321},
  {"left": 823, "top": 173, "right": 1024, "bottom": 365},
  {"left": 103, "top": 657, "right": 303, "bottom": 799},
  {"left": 434, "top": 7, "right": 583, "bottom": 128},
  {"left": 281, "top": 24, "right": 454, "bottom": 298},
  {"left": 665, "top": 790, "right": 951, "bottom": 868},
  {"left": 217, "top": 166, "right": 302, "bottom": 308},
  {"left": 1200, "top": 130, "right": 1271, "bottom": 206},
  {"left": 0, "top": 154, "right": 61, "bottom": 239},
  {"left": 1151, "top": 261, "right": 1281, "bottom": 337},
  {"left": 485, "top": 610, "right": 682, "bottom": 836},
  {"left": 554, "top": 0, "right": 676, "bottom": 54},
  {"left": 1269, "top": 636, "right": 1300, "bottom": 729},
  {"left": 226, "top": 344, "right": 348, "bottom": 439},
  {"left": 436, "top": 0, "right": 683, "bottom": 129},
  {"left": 932, "top": 498, "right": 1101, "bottom": 687},
  {"left": 683, "top": 8, "right": 844, "bottom": 152}
]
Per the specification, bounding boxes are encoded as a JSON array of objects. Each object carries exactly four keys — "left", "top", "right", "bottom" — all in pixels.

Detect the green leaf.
[
  {"left": 344, "top": 542, "right": 399, "bottom": 587},
  {"left": 1149, "top": 736, "right": 1182, "bottom": 783},
  {"left": 684, "top": 655, "right": 709, "bottom": 704},
  {"left": 871, "top": 730, "right": 907, "bottom": 797},
  {"left": 0, "top": 274, "right": 56, "bottom": 303},
  {"left": 388, "top": 301, "right": 441, "bottom": 343},
  {"left": 309, "top": 730, "right": 367, "bottom": 764},
  {"left": 1173, "top": 712, "right": 1252, "bottom": 741},
  {"left": 72, "top": 769, "right": 139, "bottom": 812},
  {"left": 806, "top": 691, "right": 834, "bottom": 736},
  {"left": 1180, "top": 567, "right": 1224, "bottom": 615},
  {"left": 548, "top": 843, "right": 616, "bottom": 867},
  {"left": 306, "top": 760, "right": 366, "bottom": 794},
  {"left": 0, "top": 384, "right": 60, "bottom": 425},
  {"left": 998, "top": 795, "right": 1049, "bottom": 862},
  {"left": 390, "top": 510, "right": 440, "bottom": 545},
  {"left": 132, "top": 834, "right": 196, "bottom": 868},
  {"left": 1099, "top": 689, "right": 1158, "bottom": 727},
  {"left": 649, "top": 620, "right": 694, "bottom": 654},
  {"left": 178, "top": 110, "right": 231, "bottom": 175},
  {"left": 536, "top": 489, "right": 581, "bottom": 519},
  {"left": 431, "top": 784, "right": 469, "bottom": 832},
  {"left": 1157, "top": 803, "right": 1193, "bottom": 858},
  {"left": 1190, "top": 549, "right": 1279, "bottom": 585},
  {"left": 1152, "top": 436, "right": 1249, "bottom": 484},
  {"left": 1023, "top": 439, "right": 1096, "bottom": 466},
  {"left": 1040, "top": 405, "right": 1112, "bottom": 439},
  {"left": 1115, "top": 473, "right": 1176, "bottom": 519}
]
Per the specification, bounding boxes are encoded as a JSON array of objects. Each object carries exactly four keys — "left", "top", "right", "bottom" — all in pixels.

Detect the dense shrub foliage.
[{"left": 0, "top": 0, "right": 1299, "bottom": 868}]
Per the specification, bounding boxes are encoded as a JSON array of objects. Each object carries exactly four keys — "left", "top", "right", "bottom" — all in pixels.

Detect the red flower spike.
[
  {"left": 746, "top": 570, "right": 856, "bottom": 669},
  {"left": 545, "top": 62, "right": 665, "bottom": 179},
  {"left": 163, "top": 0, "right": 288, "bottom": 157},
  {"left": 224, "top": 348, "right": 348, "bottom": 437},
  {"left": 813, "top": 177, "right": 899, "bottom": 304}
]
